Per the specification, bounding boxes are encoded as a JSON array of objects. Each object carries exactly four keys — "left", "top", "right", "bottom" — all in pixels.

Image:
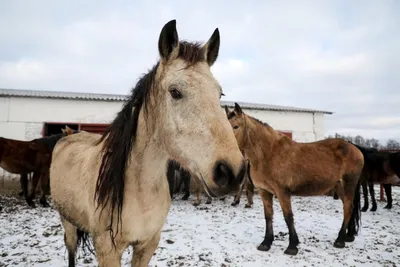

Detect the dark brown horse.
[
  {"left": 0, "top": 126, "right": 76, "bottom": 207},
  {"left": 349, "top": 144, "right": 400, "bottom": 211},
  {"left": 225, "top": 103, "right": 364, "bottom": 255}
]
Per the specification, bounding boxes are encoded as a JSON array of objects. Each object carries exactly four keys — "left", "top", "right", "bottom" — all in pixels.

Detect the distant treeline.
[{"left": 325, "top": 133, "right": 400, "bottom": 150}]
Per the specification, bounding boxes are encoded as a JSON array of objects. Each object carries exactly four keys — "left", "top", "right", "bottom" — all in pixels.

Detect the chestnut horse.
[
  {"left": 49, "top": 20, "right": 246, "bottom": 267},
  {"left": 0, "top": 126, "right": 76, "bottom": 207},
  {"left": 225, "top": 103, "right": 364, "bottom": 255}
]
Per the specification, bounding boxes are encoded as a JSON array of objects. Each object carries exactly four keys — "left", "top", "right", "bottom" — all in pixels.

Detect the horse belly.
[{"left": 291, "top": 177, "right": 337, "bottom": 196}]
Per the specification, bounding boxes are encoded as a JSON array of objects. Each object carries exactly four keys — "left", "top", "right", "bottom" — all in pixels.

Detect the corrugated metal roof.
[{"left": 0, "top": 88, "right": 333, "bottom": 114}]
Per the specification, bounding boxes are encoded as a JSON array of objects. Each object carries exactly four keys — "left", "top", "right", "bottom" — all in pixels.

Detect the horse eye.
[
  {"left": 170, "top": 88, "right": 182, "bottom": 99},
  {"left": 233, "top": 125, "right": 239, "bottom": 129}
]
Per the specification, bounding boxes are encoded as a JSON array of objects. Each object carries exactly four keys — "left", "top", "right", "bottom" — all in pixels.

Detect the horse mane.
[{"left": 94, "top": 41, "right": 206, "bottom": 245}]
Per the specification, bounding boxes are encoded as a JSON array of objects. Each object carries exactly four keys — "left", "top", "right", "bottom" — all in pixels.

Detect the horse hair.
[{"left": 95, "top": 41, "right": 206, "bottom": 246}]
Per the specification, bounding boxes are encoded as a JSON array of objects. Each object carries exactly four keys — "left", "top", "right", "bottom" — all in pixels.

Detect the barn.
[{"left": 0, "top": 88, "right": 332, "bottom": 189}]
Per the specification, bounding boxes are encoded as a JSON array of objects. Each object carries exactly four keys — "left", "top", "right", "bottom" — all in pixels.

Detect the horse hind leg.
[
  {"left": 245, "top": 176, "right": 254, "bottom": 208},
  {"left": 61, "top": 217, "right": 79, "bottom": 267},
  {"left": 231, "top": 179, "right": 244, "bottom": 206},
  {"left": 383, "top": 184, "right": 392, "bottom": 209},
  {"left": 361, "top": 180, "right": 369, "bottom": 212}
]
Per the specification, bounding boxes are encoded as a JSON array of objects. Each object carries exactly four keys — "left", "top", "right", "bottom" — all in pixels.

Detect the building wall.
[{"left": 0, "top": 97, "right": 325, "bottom": 142}]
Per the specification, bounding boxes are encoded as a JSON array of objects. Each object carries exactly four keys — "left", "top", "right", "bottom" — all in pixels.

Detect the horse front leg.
[
  {"left": 245, "top": 176, "right": 254, "bottom": 208},
  {"left": 361, "top": 180, "right": 369, "bottom": 212},
  {"left": 19, "top": 173, "right": 28, "bottom": 198},
  {"left": 131, "top": 231, "right": 161, "bottom": 267},
  {"left": 257, "top": 189, "right": 275, "bottom": 252},
  {"left": 26, "top": 171, "right": 41, "bottom": 207},
  {"left": 276, "top": 190, "right": 299, "bottom": 255},
  {"left": 231, "top": 180, "right": 244, "bottom": 206},
  {"left": 94, "top": 233, "right": 126, "bottom": 267},
  {"left": 39, "top": 171, "right": 50, "bottom": 207}
]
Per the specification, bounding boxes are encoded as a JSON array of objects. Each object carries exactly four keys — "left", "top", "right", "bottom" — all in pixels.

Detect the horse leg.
[
  {"left": 61, "top": 217, "right": 79, "bottom": 267},
  {"left": 257, "top": 189, "right": 275, "bottom": 252},
  {"left": 275, "top": 190, "right": 299, "bottom": 255},
  {"left": 19, "top": 173, "right": 28, "bottom": 198},
  {"left": 26, "top": 172, "right": 41, "bottom": 207},
  {"left": 39, "top": 171, "right": 50, "bottom": 207},
  {"left": 131, "top": 231, "right": 161, "bottom": 267},
  {"left": 334, "top": 176, "right": 360, "bottom": 248},
  {"left": 383, "top": 184, "right": 392, "bottom": 209},
  {"left": 361, "top": 180, "right": 369, "bottom": 212},
  {"left": 181, "top": 171, "right": 191, "bottom": 200},
  {"left": 368, "top": 182, "right": 377, "bottom": 211},
  {"left": 245, "top": 176, "right": 254, "bottom": 208},
  {"left": 94, "top": 233, "right": 125, "bottom": 267},
  {"left": 193, "top": 185, "right": 201, "bottom": 206},
  {"left": 231, "top": 179, "right": 244, "bottom": 206},
  {"left": 205, "top": 194, "right": 212, "bottom": 204}
]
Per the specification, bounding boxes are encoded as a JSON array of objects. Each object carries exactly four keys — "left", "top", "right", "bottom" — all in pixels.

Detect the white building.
[
  {"left": 0, "top": 88, "right": 332, "bottom": 142},
  {"left": 0, "top": 88, "right": 332, "bottom": 190}
]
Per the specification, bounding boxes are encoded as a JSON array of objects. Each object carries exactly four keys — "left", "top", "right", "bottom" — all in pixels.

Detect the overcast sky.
[{"left": 0, "top": 1, "right": 399, "bottom": 143}]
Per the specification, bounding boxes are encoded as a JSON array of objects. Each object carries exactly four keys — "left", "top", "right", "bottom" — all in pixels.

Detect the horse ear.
[
  {"left": 61, "top": 128, "right": 66, "bottom": 133},
  {"left": 158, "top": 19, "right": 180, "bottom": 62},
  {"left": 224, "top": 105, "right": 230, "bottom": 117},
  {"left": 65, "top": 125, "right": 72, "bottom": 130},
  {"left": 234, "top": 102, "right": 243, "bottom": 115},
  {"left": 203, "top": 28, "right": 220, "bottom": 66}
]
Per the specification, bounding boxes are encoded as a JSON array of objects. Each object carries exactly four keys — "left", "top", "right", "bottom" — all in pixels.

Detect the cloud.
[{"left": 0, "top": 0, "right": 399, "bottom": 142}]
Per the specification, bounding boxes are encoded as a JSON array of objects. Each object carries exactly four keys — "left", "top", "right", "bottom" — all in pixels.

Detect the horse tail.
[
  {"left": 351, "top": 179, "right": 362, "bottom": 235},
  {"left": 76, "top": 229, "right": 95, "bottom": 255}
]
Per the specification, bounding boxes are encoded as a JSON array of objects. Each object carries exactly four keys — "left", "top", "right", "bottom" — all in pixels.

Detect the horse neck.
[
  {"left": 241, "top": 115, "right": 279, "bottom": 162},
  {"left": 34, "top": 133, "right": 65, "bottom": 151}
]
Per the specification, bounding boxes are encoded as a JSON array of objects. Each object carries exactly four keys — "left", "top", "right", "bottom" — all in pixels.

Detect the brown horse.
[
  {"left": 49, "top": 20, "right": 246, "bottom": 267},
  {"left": 225, "top": 103, "right": 364, "bottom": 255},
  {"left": 0, "top": 126, "right": 76, "bottom": 207},
  {"left": 231, "top": 159, "right": 255, "bottom": 208}
]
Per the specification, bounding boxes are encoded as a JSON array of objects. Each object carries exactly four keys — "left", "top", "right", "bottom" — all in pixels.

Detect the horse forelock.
[{"left": 94, "top": 41, "right": 207, "bottom": 245}]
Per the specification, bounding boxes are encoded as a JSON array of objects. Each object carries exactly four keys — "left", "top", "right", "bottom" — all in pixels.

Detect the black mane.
[{"left": 94, "top": 41, "right": 206, "bottom": 246}]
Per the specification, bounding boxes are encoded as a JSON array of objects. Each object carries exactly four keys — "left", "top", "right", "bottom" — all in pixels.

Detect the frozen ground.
[{"left": 1, "top": 187, "right": 400, "bottom": 267}]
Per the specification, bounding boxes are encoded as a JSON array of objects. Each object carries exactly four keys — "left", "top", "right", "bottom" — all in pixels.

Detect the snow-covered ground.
[{"left": 1, "top": 187, "right": 399, "bottom": 267}]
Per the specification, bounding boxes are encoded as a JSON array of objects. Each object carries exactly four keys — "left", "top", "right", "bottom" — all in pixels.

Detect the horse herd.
[{"left": 1, "top": 20, "right": 400, "bottom": 267}]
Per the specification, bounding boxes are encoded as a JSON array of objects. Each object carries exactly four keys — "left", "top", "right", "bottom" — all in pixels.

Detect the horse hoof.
[
  {"left": 333, "top": 241, "right": 345, "bottom": 248},
  {"left": 257, "top": 243, "right": 271, "bottom": 252},
  {"left": 192, "top": 202, "right": 200, "bottom": 207},
  {"left": 384, "top": 205, "right": 392, "bottom": 209},
  {"left": 284, "top": 247, "right": 298, "bottom": 256},
  {"left": 370, "top": 206, "right": 377, "bottom": 212},
  {"left": 181, "top": 195, "right": 189, "bottom": 201},
  {"left": 40, "top": 201, "right": 50, "bottom": 208},
  {"left": 245, "top": 204, "right": 252, "bottom": 208},
  {"left": 231, "top": 201, "right": 239, "bottom": 207},
  {"left": 345, "top": 235, "right": 355, "bottom": 242},
  {"left": 206, "top": 201, "right": 212, "bottom": 205},
  {"left": 18, "top": 191, "right": 24, "bottom": 197},
  {"left": 361, "top": 207, "right": 367, "bottom": 212},
  {"left": 219, "top": 197, "right": 226, "bottom": 201}
]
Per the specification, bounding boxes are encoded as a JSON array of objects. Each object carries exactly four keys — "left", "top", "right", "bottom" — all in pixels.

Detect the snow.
[{"left": 1, "top": 186, "right": 400, "bottom": 267}]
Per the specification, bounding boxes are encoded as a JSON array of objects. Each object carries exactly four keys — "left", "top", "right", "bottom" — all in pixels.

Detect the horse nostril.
[{"left": 213, "top": 162, "right": 234, "bottom": 187}]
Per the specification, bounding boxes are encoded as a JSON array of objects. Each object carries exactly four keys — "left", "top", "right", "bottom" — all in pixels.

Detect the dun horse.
[
  {"left": 0, "top": 126, "right": 76, "bottom": 207},
  {"left": 50, "top": 20, "right": 246, "bottom": 267},
  {"left": 225, "top": 103, "right": 364, "bottom": 255}
]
